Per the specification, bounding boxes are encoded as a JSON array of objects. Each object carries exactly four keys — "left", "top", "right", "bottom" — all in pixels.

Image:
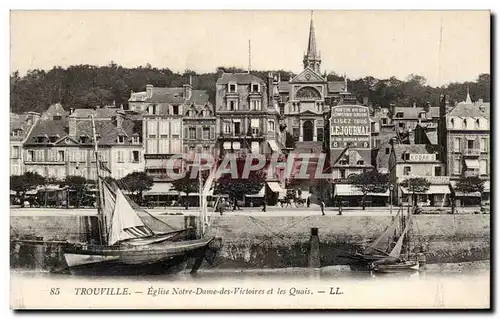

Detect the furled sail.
[
  {"left": 101, "top": 180, "right": 116, "bottom": 237},
  {"left": 388, "top": 214, "right": 411, "bottom": 258},
  {"left": 108, "top": 187, "right": 154, "bottom": 246},
  {"left": 363, "top": 210, "right": 401, "bottom": 255}
]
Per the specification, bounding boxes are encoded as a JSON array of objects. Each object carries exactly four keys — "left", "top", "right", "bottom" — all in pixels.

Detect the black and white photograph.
[{"left": 8, "top": 9, "right": 491, "bottom": 309}]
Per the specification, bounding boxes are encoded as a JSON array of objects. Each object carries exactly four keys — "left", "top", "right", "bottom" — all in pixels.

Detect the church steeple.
[
  {"left": 465, "top": 85, "right": 472, "bottom": 104},
  {"left": 303, "top": 11, "right": 321, "bottom": 73}
]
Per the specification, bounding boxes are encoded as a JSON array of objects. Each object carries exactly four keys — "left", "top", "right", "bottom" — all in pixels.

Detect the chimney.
[
  {"left": 69, "top": 117, "right": 77, "bottom": 137},
  {"left": 478, "top": 98, "right": 484, "bottom": 103},
  {"left": 268, "top": 73, "right": 274, "bottom": 106},
  {"left": 116, "top": 112, "right": 124, "bottom": 129},
  {"left": 69, "top": 107, "right": 75, "bottom": 115},
  {"left": 183, "top": 82, "right": 192, "bottom": 101},
  {"left": 413, "top": 102, "right": 417, "bottom": 108},
  {"left": 146, "top": 84, "right": 153, "bottom": 99},
  {"left": 362, "top": 97, "right": 369, "bottom": 106}
]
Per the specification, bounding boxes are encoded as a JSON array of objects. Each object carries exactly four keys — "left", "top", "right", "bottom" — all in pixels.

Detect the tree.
[
  {"left": 171, "top": 169, "right": 208, "bottom": 209},
  {"left": 400, "top": 177, "right": 431, "bottom": 208},
  {"left": 119, "top": 172, "right": 153, "bottom": 205},
  {"left": 285, "top": 131, "right": 296, "bottom": 149},
  {"left": 59, "top": 175, "right": 89, "bottom": 208},
  {"left": 10, "top": 172, "right": 46, "bottom": 207},
  {"left": 349, "top": 171, "right": 389, "bottom": 210},
  {"left": 454, "top": 176, "right": 485, "bottom": 195},
  {"left": 215, "top": 157, "right": 266, "bottom": 208}
]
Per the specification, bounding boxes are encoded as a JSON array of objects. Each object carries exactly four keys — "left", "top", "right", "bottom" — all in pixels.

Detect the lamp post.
[{"left": 389, "top": 184, "right": 394, "bottom": 214}]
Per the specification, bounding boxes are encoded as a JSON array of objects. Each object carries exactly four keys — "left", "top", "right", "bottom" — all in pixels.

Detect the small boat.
[{"left": 371, "top": 260, "right": 419, "bottom": 273}]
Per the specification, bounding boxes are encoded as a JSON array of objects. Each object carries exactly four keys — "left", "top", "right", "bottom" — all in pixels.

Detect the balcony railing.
[{"left": 463, "top": 149, "right": 480, "bottom": 157}]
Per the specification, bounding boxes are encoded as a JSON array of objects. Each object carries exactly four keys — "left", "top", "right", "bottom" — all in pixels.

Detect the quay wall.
[{"left": 10, "top": 213, "right": 490, "bottom": 268}]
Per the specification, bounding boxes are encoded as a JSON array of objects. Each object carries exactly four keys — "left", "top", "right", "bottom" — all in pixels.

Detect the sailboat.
[
  {"left": 60, "top": 115, "right": 219, "bottom": 276},
  {"left": 368, "top": 209, "right": 419, "bottom": 273}
]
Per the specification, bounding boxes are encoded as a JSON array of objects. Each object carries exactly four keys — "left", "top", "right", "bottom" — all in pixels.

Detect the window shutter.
[
  {"left": 210, "top": 126, "right": 215, "bottom": 140},
  {"left": 184, "top": 127, "right": 189, "bottom": 139},
  {"left": 196, "top": 127, "right": 202, "bottom": 139}
]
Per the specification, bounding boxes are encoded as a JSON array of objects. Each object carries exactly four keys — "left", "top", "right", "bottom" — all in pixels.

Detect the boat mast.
[
  {"left": 90, "top": 114, "right": 105, "bottom": 245},
  {"left": 198, "top": 165, "right": 204, "bottom": 237}
]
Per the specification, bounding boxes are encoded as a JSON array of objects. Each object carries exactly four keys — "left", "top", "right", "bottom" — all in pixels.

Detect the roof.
[
  {"left": 447, "top": 102, "right": 489, "bottom": 118},
  {"left": 393, "top": 107, "right": 428, "bottom": 119},
  {"left": 70, "top": 107, "right": 119, "bottom": 119},
  {"left": 278, "top": 82, "right": 291, "bottom": 92},
  {"left": 216, "top": 73, "right": 266, "bottom": 85},
  {"left": 128, "top": 86, "right": 210, "bottom": 105},
  {"left": 327, "top": 81, "right": 346, "bottom": 93},
  {"left": 425, "top": 131, "right": 438, "bottom": 144},
  {"left": 10, "top": 113, "right": 37, "bottom": 140},
  {"left": 26, "top": 117, "right": 68, "bottom": 144},
  {"left": 392, "top": 144, "right": 440, "bottom": 164}
]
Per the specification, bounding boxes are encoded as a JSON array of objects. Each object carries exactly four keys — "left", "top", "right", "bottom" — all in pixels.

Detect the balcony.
[
  {"left": 218, "top": 132, "right": 265, "bottom": 140},
  {"left": 463, "top": 149, "right": 480, "bottom": 157}
]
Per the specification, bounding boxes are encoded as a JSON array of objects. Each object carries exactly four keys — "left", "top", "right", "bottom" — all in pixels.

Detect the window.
[
  {"left": 479, "top": 160, "right": 487, "bottom": 175},
  {"left": 250, "top": 100, "right": 261, "bottom": 110},
  {"left": 229, "top": 101, "right": 235, "bottom": 111},
  {"left": 340, "top": 169, "right": 346, "bottom": 179},
  {"left": 268, "top": 120, "right": 275, "bottom": 132},
  {"left": 475, "top": 119, "right": 480, "bottom": 129},
  {"left": 252, "top": 83, "right": 259, "bottom": 92},
  {"left": 403, "top": 166, "right": 411, "bottom": 175},
  {"left": 317, "top": 128, "right": 324, "bottom": 141},
  {"left": 453, "top": 137, "right": 461, "bottom": 152},
  {"left": 117, "top": 136, "right": 125, "bottom": 144},
  {"left": 11, "top": 129, "right": 21, "bottom": 137},
  {"left": 80, "top": 136, "right": 88, "bottom": 144},
  {"left": 35, "top": 136, "right": 45, "bottom": 143},
  {"left": 53, "top": 115, "right": 62, "bottom": 120},
  {"left": 385, "top": 147, "right": 390, "bottom": 155},
  {"left": 171, "top": 122, "right": 180, "bottom": 138},
  {"left": 480, "top": 138, "right": 487, "bottom": 152},
  {"left": 453, "top": 159, "right": 461, "bottom": 175},
  {"left": 396, "top": 112, "right": 404, "bottom": 118},
  {"left": 382, "top": 118, "right": 388, "bottom": 125},
  {"left": 357, "top": 160, "right": 365, "bottom": 166},
  {"left": 434, "top": 166, "right": 442, "bottom": 176},
  {"left": 204, "top": 145, "right": 210, "bottom": 153},
  {"left": 11, "top": 146, "right": 20, "bottom": 159},
  {"left": 467, "top": 139, "right": 474, "bottom": 149},
  {"left": 398, "top": 122, "right": 404, "bottom": 128},
  {"left": 223, "top": 122, "right": 231, "bottom": 134},
  {"left": 132, "top": 151, "right": 140, "bottom": 163},
  {"left": 339, "top": 159, "right": 348, "bottom": 165},
  {"left": 234, "top": 122, "right": 241, "bottom": 135},
  {"left": 189, "top": 110, "right": 194, "bottom": 117},
  {"left": 132, "top": 136, "right": 140, "bottom": 144},
  {"left": 202, "top": 127, "right": 210, "bottom": 140},
  {"left": 203, "top": 109, "right": 209, "bottom": 117},
  {"left": 172, "top": 105, "right": 180, "bottom": 115},
  {"left": 117, "top": 150, "right": 124, "bottom": 163},
  {"left": 419, "top": 112, "right": 426, "bottom": 119},
  {"left": 463, "top": 119, "right": 467, "bottom": 128},
  {"left": 189, "top": 127, "right": 196, "bottom": 139},
  {"left": 146, "top": 141, "right": 157, "bottom": 154},
  {"left": 57, "top": 151, "right": 65, "bottom": 162},
  {"left": 27, "top": 150, "right": 34, "bottom": 161},
  {"left": 229, "top": 83, "right": 236, "bottom": 92},
  {"left": 148, "top": 105, "right": 156, "bottom": 115},
  {"left": 148, "top": 121, "right": 157, "bottom": 138}
]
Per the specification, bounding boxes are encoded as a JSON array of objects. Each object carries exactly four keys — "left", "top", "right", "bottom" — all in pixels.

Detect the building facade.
[
  {"left": 10, "top": 112, "right": 40, "bottom": 176},
  {"left": 183, "top": 101, "right": 216, "bottom": 162}
]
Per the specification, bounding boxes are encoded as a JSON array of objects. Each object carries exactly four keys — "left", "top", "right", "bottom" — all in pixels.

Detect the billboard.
[{"left": 330, "top": 105, "right": 371, "bottom": 149}]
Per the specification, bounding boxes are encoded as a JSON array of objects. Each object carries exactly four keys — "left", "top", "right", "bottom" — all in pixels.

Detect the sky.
[{"left": 10, "top": 10, "right": 490, "bottom": 87}]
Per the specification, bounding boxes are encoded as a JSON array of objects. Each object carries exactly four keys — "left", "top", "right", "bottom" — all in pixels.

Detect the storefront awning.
[
  {"left": 246, "top": 186, "right": 265, "bottom": 197},
  {"left": 484, "top": 181, "right": 490, "bottom": 193},
  {"left": 233, "top": 141, "right": 241, "bottom": 150},
  {"left": 267, "top": 181, "right": 285, "bottom": 193},
  {"left": 143, "top": 183, "right": 179, "bottom": 196},
  {"left": 400, "top": 185, "right": 451, "bottom": 194},
  {"left": 465, "top": 159, "right": 480, "bottom": 169},
  {"left": 268, "top": 140, "right": 280, "bottom": 153},
  {"left": 223, "top": 142, "right": 231, "bottom": 150},
  {"left": 335, "top": 184, "right": 390, "bottom": 197}
]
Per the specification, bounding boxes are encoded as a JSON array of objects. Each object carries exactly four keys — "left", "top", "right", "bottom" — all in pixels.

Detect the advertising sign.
[{"left": 330, "top": 106, "right": 371, "bottom": 149}]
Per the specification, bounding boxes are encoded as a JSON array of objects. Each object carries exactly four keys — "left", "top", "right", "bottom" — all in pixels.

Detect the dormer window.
[
  {"left": 475, "top": 119, "right": 480, "bottom": 129},
  {"left": 396, "top": 112, "right": 404, "bottom": 118},
  {"left": 339, "top": 159, "right": 348, "bottom": 165},
  {"left": 148, "top": 104, "right": 157, "bottom": 115},
  {"left": 11, "top": 129, "right": 21, "bottom": 137},
  {"left": 450, "top": 118, "right": 454, "bottom": 127},
  {"left": 35, "top": 136, "right": 45, "bottom": 143},
  {"left": 172, "top": 105, "right": 180, "bottom": 115},
  {"left": 251, "top": 83, "right": 260, "bottom": 93},
  {"left": 403, "top": 152, "right": 410, "bottom": 161},
  {"left": 382, "top": 118, "right": 388, "bottom": 125},
  {"left": 357, "top": 160, "right": 365, "bottom": 166},
  {"left": 53, "top": 115, "right": 62, "bottom": 120},
  {"left": 463, "top": 119, "right": 467, "bottom": 127},
  {"left": 203, "top": 109, "right": 209, "bottom": 117},
  {"left": 189, "top": 110, "right": 195, "bottom": 117},
  {"left": 80, "top": 136, "right": 88, "bottom": 144},
  {"left": 117, "top": 136, "right": 125, "bottom": 144},
  {"left": 132, "top": 136, "right": 140, "bottom": 144},
  {"left": 419, "top": 112, "right": 426, "bottom": 119},
  {"left": 49, "top": 136, "right": 58, "bottom": 143},
  {"left": 228, "top": 83, "right": 237, "bottom": 93}
]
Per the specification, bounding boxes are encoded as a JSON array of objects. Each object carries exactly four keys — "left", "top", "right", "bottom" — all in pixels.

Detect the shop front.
[
  {"left": 333, "top": 184, "right": 389, "bottom": 207},
  {"left": 398, "top": 184, "right": 451, "bottom": 207}
]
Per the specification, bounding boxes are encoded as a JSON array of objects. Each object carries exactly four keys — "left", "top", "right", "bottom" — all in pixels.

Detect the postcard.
[{"left": 9, "top": 10, "right": 490, "bottom": 309}]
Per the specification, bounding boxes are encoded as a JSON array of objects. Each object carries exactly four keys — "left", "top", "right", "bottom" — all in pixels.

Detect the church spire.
[
  {"left": 465, "top": 85, "right": 472, "bottom": 104},
  {"left": 303, "top": 11, "right": 321, "bottom": 73}
]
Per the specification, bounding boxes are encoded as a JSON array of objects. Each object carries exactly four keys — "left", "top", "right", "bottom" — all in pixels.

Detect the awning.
[
  {"left": 400, "top": 185, "right": 451, "bottom": 194},
  {"left": 251, "top": 141, "right": 260, "bottom": 153},
  {"left": 246, "top": 186, "right": 265, "bottom": 197},
  {"left": 251, "top": 119, "right": 260, "bottom": 127},
  {"left": 335, "top": 184, "right": 390, "bottom": 197},
  {"left": 454, "top": 191, "right": 481, "bottom": 197},
  {"left": 268, "top": 140, "right": 280, "bottom": 153},
  {"left": 465, "top": 159, "right": 480, "bottom": 169},
  {"left": 484, "top": 181, "right": 490, "bottom": 193},
  {"left": 267, "top": 181, "right": 285, "bottom": 193},
  {"left": 233, "top": 141, "right": 241, "bottom": 150},
  {"left": 143, "top": 183, "right": 179, "bottom": 196},
  {"left": 223, "top": 142, "right": 231, "bottom": 150}
]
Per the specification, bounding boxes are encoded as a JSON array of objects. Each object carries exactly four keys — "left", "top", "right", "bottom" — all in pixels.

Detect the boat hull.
[
  {"left": 62, "top": 237, "right": 215, "bottom": 276},
  {"left": 371, "top": 261, "right": 420, "bottom": 273}
]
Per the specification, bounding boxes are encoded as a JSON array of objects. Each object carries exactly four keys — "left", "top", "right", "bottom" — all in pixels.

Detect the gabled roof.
[
  {"left": 447, "top": 102, "right": 489, "bottom": 119},
  {"left": 71, "top": 107, "right": 119, "bottom": 119},
  {"left": 216, "top": 73, "right": 266, "bottom": 85},
  {"left": 26, "top": 117, "right": 68, "bottom": 144},
  {"left": 128, "top": 87, "right": 210, "bottom": 106},
  {"left": 290, "top": 67, "right": 326, "bottom": 83}
]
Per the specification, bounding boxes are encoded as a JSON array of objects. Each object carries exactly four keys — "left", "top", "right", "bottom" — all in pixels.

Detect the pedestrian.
[
  {"left": 219, "top": 198, "right": 225, "bottom": 216},
  {"left": 306, "top": 196, "right": 311, "bottom": 208},
  {"left": 262, "top": 200, "right": 267, "bottom": 212},
  {"left": 320, "top": 200, "right": 325, "bottom": 216},
  {"left": 338, "top": 198, "right": 343, "bottom": 216}
]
